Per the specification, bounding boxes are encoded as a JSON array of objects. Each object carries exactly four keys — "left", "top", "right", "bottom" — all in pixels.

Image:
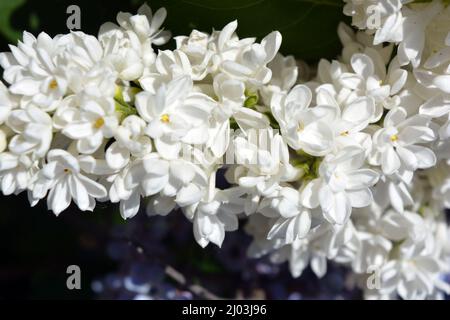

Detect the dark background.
[{"left": 0, "top": 0, "right": 347, "bottom": 299}]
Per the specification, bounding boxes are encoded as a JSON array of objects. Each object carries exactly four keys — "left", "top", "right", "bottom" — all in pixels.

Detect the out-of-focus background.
[{"left": 0, "top": 0, "right": 354, "bottom": 299}]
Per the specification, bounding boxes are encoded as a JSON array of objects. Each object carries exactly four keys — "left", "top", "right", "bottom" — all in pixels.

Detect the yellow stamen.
[
  {"left": 390, "top": 134, "right": 398, "bottom": 142},
  {"left": 340, "top": 131, "right": 349, "bottom": 136},
  {"left": 49, "top": 79, "right": 58, "bottom": 90},
  {"left": 160, "top": 114, "right": 170, "bottom": 123},
  {"left": 64, "top": 168, "right": 71, "bottom": 174},
  {"left": 94, "top": 117, "right": 105, "bottom": 129},
  {"left": 297, "top": 122, "right": 304, "bottom": 132}
]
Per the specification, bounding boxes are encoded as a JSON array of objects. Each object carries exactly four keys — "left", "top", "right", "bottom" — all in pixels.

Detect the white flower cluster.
[{"left": 1, "top": 1, "right": 450, "bottom": 299}]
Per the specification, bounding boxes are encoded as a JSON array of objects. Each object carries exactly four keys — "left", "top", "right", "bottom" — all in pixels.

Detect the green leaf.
[{"left": 0, "top": 0, "right": 26, "bottom": 42}]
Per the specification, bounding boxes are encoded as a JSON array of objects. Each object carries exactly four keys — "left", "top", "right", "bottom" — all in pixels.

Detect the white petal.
[
  {"left": 434, "top": 75, "right": 450, "bottom": 94},
  {"left": 311, "top": 255, "right": 327, "bottom": 278},
  {"left": 319, "top": 188, "right": 351, "bottom": 225},
  {"left": 142, "top": 157, "right": 169, "bottom": 176},
  {"left": 176, "top": 183, "right": 203, "bottom": 207},
  {"left": 396, "top": 146, "right": 418, "bottom": 171},
  {"left": 48, "top": 179, "right": 71, "bottom": 215},
  {"left": 218, "top": 20, "right": 237, "bottom": 51},
  {"left": 234, "top": 108, "right": 269, "bottom": 130},
  {"left": 166, "top": 75, "right": 192, "bottom": 105},
  {"left": 351, "top": 53, "right": 374, "bottom": 78},
  {"left": 10, "top": 78, "right": 40, "bottom": 95},
  {"left": 77, "top": 132, "right": 103, "bottom": 154},
  {"left": 347, "top": 188, "right": 372, "bottom": 208},
  {"left": 210, "top": 121, "right": 230, "bottom": 158},
  {"left": 384, "top": 107, "right": 406, "bottom": 128},
  {"left": 69, "top": 175, "right": 90, "bottom": 211},
  {"left": 170, "top": 161, "right": 195, "bottom": 185},
  {"left": 105, "top": 142, "right": 130, "bottom": 170},
  {"left": 346, "top": 169, "right": 379, "bottom": 190},
  {"left": 149, "top": 7, "right": 167, "bottom": 34},
  {"left": 398, "top": 126, "right": 435, "bottom": 145},
  {"left": 286, "top": 85, "right": 312, "bottom": 111},
  {"left": 388, "top": 69, "right": 407, "bottom": 95},
  {"left": 120, "top": 191, "right": 141, "bottom": 219},
  {"left": 298, "top": 121, "right": 334, "bottom": 156},
  {"left": 261, "top": 31, "right": 282, "bottom": 63},
  {"left": 382, "top": 147, "right": 400, "bottom": 175},
  {"left": 155, "top": 138, "right": 181, "bottom": 160},
  {"left": 0, "top": 153, "right": 18, "bottom": 171},
  {"left": 404, "top": 145, "right": 436, "bottom": 169},
  {"left": 141, "top": 174, "right": 168, "bottom": 196},
  {"left": 300, "top": 179, "right": 321, "bottom": 208},
  {"left": 146, "top": 196, "right": 176, "bottom": 216},
  {"left": 342, "top": 97, "right": 374, "bottom": 131},
  {"left": 77, "top": 174, "right": 107, "bottom": 198},
  {"left": 63, "top": 122, "right": 94, "bottom": 139},
  {"left": 339, "top": 73, "right": 363, "bottom": 89}
]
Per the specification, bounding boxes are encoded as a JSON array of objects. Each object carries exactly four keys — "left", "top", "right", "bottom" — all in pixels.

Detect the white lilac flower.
[
  {"left": 260, "top": 187, "right": 313, "bottom": 245},
  {"left": 7, "top": 104, "right": 53, "bottom": 157},
  {"left": 413, "top": 9, "right": 450, "bottom": 96},
  {"left": 0, "top": 152, "right": 39, "bottom": 195},
  {"left": 315, "top": 87, "right": 375, "bottom": 150},
  {"left": 370, "top": 107, "right": 436, "bottom": 175},
  {"left": 109, "top": 155, "right": 167, "bottom": 219},
  {"left": 268, "top": 220, "right": 355, "bottom": 279},
  {"left": 419, "top": 95, "right": 450, "bottom": 150},
  {"left": 135, "top": 75, "right": 213, "bottom": 159},
  {"left": 99, "top": 4, "right": 171, "bottom": 81},
  {"left": 349, "top": 207, "right": 435, "bottom": 274},
  {"left": 0, "top": 82, "right": 18, "bottom": 125},
  {"left": 372, "top": 171, "right": 414, "bottom": 213},
  {"left": 112, "top": 153, "right": 208, "bottom": 219},
  {"left": 0, "top": 2, "right": 449, "bottom": 299},
  {"left": 184, "top": 175, "right": 244, "bottom": 248},
  {"left": 321, "top": 52, "right": 407, "bottom": 121},
  {"left": 427, "top": 161, "right": 450, "bottom": 209},
  {"left": 207, "top": 72, "right": 270, "bottom": 157},
  {"left": 221, "top": 27, "right": 282, "bottom": 88},
  {"left": 260, "top": 53, "right": 298, "bottom": 105},
  {"left": 174, "top": 30, "right": 213, "bottom": 81},
  {"left": 0, "top": 32, "right": 69, "bottom": 111},
  {"left": 343, "top": 0, "right": 405, "bottom": 45},
  {"left": 31, "top": 149, "right": 107, "bottom": 215},
  {"left": 58, "top": 32, "right": 106, "bottom": 91},
  {"left": 229, "top": 129, "right": 300, "bottom": 214},
  {"left": 354, "top": 53, "right": 406, "bottom": 113},
  {"left": 210, "top": 21, "right": 256, "bottom": 75},
  {"left": 61, "top": 95, "right": 118, "bottom": 154},
  {"left": 271, "top": 84, "right": 337, "bottom": 156},
  {"left": 377, "top": 242, "right": 450, "bottom": 300},
  {"left": 397, "top": 1, "right": 443, "bottom": 67},
  {"left": 337, "top": 23, "right": 394, "bottom": 67},
  {"left": 343, "top": 0, "right": 446, "bottom": 68},
  {"left": 115, "top": 3, "right": 171, "bottom": 46},
  {"left": 105, "top": 115, "right": 152, "bottom": 170},
  {"left": 212, "top": 72, "right": 269, "bottom": 128},
  {"left": 301, "top": 146, "right": 379, "bottom": 225},
  {"left": 139, "top": 49, "right": 193, "bottom": 93},
  {"left": 100, "top": 31, "right": 146, "bottom": 82}
]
